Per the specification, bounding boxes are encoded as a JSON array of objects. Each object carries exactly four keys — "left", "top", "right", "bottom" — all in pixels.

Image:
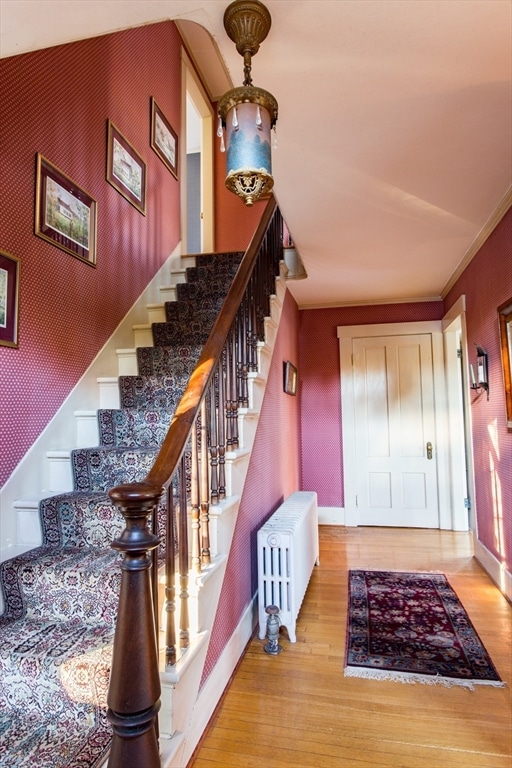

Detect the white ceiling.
[{"left": 2, "top": 1, "right": 511, "bottom": 308}]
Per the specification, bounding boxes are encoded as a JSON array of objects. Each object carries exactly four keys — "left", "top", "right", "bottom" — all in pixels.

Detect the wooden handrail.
[
  {"left": 106, "top": 194, "right": 279, "bottom": 766},
  {"left": 145, "top": 194, "right": 278, "bottom": 490}
]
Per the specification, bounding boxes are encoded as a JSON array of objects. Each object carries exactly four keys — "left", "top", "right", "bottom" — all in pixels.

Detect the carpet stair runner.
[{"left": 0, "top": 252, "right": 243, "bottom": 768}]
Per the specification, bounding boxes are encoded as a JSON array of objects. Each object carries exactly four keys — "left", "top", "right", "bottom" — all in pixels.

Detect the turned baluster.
[
  {"left": 178, "top": 456, "right": 189, "bottom": 650},
  {"left": 107, "top": 481, "right": 163, "bottom": 768},
  {"left": 190, "top": 417, "right": 201, "bottom": 574},
  {"left": 165, "top": 483, "right": 177, "bottom": 667},
  {"left": 246, "top": 276, "right": 258, "bottom": 372},
  {"left": 225, "top": 329, "right": 237, "bottom": 451},
  {"left": 237, "top": 305, "right": 249, "bottom": 408},
  {"left": 217, "top": 356, "right": 226, "bottom": 501},
  {"left": 227, "top": 325, "right": 239, "bottom": 449},
  {"left": 199, "top": 398, "right": 211, "bottom": 565},
  {"left": 209, "top": 379, "right": 219, "bottom": 505}
]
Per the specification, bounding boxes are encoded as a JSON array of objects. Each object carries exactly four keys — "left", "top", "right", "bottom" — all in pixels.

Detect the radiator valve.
[{"left": 264, "top": 605, "right": 282, "bottom": 655}]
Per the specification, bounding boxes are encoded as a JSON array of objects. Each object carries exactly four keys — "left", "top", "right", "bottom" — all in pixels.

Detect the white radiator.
[{"left": 257, "top": 491, "right": 319, "bottom": 643}]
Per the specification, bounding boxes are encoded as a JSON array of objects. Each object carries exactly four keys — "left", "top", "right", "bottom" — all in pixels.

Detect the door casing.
[
  {"left": 181, "top": 49, "right": 214, "bottom": 254},
  {"left": 442, "top": 295, "right": 474, "bottom": 532},
  {"left": 338, "top": 321, "right": 456, "bottom": 529}
]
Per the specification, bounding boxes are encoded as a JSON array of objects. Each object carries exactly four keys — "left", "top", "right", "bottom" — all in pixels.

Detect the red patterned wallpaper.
[
  {"left": 299, "top": 301, "right": 444, "bottom": 507},
  {"left": 201, "top": 287, "right": 301, "bottom": 683},
  {"left": 0, "top": 22, "right": 182, "bottom": 487},
  {"left": 445, "top": 209, "right": 512, "bottom": 568}
]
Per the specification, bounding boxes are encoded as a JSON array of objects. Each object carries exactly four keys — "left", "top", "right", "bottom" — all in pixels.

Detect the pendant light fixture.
[{"left": 218, "top": 0, "right": 278, "bottom": 206}]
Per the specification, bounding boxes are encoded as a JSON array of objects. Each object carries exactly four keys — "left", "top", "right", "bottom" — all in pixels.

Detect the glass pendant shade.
[
  {"left": 219, "top": 1, "right": 278, "bottom": 206},
  {"left": 225, "top": 101, "right": 271, "bottom": 206},
  {"left": 218, "top": 86, "right": 278, "bottom": 206}
]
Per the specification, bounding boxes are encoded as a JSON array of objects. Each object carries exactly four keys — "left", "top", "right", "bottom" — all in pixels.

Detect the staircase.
[{"left": 0, "top": 202, "right": 287, "bottom": 767}]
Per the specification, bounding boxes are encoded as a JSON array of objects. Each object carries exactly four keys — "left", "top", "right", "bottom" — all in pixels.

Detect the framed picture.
[
  {"left": 107, "top": 120, "right": 146, "bottom": 214},
  {"left": 35, "top": 154, "right": 97, "bottom": 266},
  {"left": 150, "top": 97, "right": 178, "bottom": 179},
  {"left": 498, "top": 296, "right": 512, "bottom": 428},
  {"left": 283, "top": 360, "right": 298, "bottom": 396},
  {"left": 0, "top": 250, "right": 20, "bottom": 348}
]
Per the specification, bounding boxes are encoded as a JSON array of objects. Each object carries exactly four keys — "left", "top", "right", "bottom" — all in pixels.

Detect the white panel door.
[{"left": 352, "top": 334, "right": 439, "bottom": 527}]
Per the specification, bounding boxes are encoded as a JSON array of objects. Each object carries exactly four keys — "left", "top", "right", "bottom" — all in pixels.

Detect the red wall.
[
  {"left": 202, "top": 287, "right": 301, "bottom": 682},
  {"left": 444, "top": 209, "right": 512, "bottom": 568},
  {"left": 299, "top": 301, "right": 444, "bottom": 506},
  {"left": 0, "top": 22, "right": 182, "bottom": 487}
]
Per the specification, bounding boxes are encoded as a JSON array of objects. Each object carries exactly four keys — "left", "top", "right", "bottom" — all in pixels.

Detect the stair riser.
[{"left": 71, "top": 448, "right": 158, "bottom": 493}]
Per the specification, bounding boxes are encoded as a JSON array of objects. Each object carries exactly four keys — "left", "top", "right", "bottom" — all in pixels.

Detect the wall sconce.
[
  {"left": 470, "top": 345, "right": 489, "bottom": 399},
  {"left": 217, "top": 0, "right": 278, "bottom": 206}
]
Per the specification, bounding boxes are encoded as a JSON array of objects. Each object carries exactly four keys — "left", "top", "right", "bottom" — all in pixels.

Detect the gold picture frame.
[
  {"left": 150, "top": 97, "right": 178, "bottom": 179},
  {"left": 107, "top": 120, "right": 146, "bottom": 215},
  {"left": 35, "top": 154, "right": 97, "bottom": 266},
  {"left": 0, "top": 250, "right": 20, "bottom": 348}
]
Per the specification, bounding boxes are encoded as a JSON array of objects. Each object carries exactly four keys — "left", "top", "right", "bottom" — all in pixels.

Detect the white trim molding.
[
  {"left": 318, "top": 506, "right": 345, "bottom": 526},
  {"left": 337, "top": 321, "right": 453, "bottom": 530},
  {"left": 442, "top": 187, "right": 512, "bottom": 299},
  {"left": 474, "top": 536, "right": 512, "bottom": 603}
]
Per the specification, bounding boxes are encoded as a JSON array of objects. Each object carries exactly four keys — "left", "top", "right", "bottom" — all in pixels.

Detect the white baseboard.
[
  {"left": 473, "top": 536, "right": 512, "bottom": 603},
  {"left": 318, "top": 506, "right": 345, "bottom": 525},
  {"left": 173, "top": 595, "right": 258, "bottom": 768}
]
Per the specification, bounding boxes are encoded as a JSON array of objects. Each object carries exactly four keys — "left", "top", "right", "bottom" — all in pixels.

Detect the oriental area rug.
[{"left": 344, "top": 570, "right": 504, "bottom": 689}]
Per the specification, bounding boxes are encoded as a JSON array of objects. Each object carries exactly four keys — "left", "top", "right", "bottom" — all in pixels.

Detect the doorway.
[
  {"left": 182, "top": 51, "right": 214, "bottom": 254},
  {"left": 338, "top": 321, "right": 453, "bottom": 528},
  {"left": 442, "top": 295, "right": 473, "bottom": 532}
]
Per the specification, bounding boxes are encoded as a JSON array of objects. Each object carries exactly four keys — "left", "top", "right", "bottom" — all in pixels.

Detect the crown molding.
[
  {"left": 442, "top": 187, "right": 512, "bottom": 299},
  {"left": 295, "top": 295, "right": 443, "bottom": 311}
]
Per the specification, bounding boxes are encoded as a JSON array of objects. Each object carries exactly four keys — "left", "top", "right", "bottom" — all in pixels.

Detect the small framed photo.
[
  {"left": 283, "top": 360, "right": 298, "bottom": 396},
  {"left": 0, "top": 250, "right": 20, "bottom": 348},
  {"left": 498, "top": 296, "right": 512, "bottom": 428},
  {"left": 107, "top": 120, "right": 146, "bottom": 214},
  {"left": 35, "top": 154, "right": 97, "bottom": 266},
  {"left": 150, "top": 97, "right": 178, "bottom": 179}
]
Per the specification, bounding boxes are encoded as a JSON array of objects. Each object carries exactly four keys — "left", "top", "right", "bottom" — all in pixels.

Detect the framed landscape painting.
[
  {"left": 0, "top": 250, "right": 20, "bottom": 348},
  {"left": 150, "top": 97, "right": 178, "bottom": 179},
  {"left": 35, "top": 154, "right": 97, "bottom": 265},
  {"left": 107, "top": 120, "right": 147, "bottom": 214}
]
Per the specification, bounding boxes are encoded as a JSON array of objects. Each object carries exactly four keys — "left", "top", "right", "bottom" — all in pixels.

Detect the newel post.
[{"left": 107, "top": 481, "right": 164, "bottom": 768}]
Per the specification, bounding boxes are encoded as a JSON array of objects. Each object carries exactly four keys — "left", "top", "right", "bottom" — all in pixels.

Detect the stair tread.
[
  {"left": 0, "top": 704, "right": 111, "bottom": 768},
  {"left": 0, "top": 545, "right": 121, "bottom": 624},
  {"left": 0, "top": 247, "right": 258, "bottom": 763}
]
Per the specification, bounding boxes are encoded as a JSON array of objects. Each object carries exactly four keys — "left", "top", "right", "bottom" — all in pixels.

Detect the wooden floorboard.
[{"left": 189, "top": 527, "right": 512, "bottom": 768}]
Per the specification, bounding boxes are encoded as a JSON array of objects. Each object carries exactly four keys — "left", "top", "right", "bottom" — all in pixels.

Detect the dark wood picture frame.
[
  {"left": 107, "top": 120, "right": 146, "bottom": 215},
  {"left": 498, "top": 296, "right": 512, "bottom": 428},
  {"left": 35, "top": 154, "right": 97, "bottom": 266},
  {"left": 283, "top": 360, "right": 298, "bottom": 396},
  {"left": 0, "top": 250, "right": 20, "bottom": 348},
  {"left": 150, "top": 97, "right": 178, "bottom": 179}
]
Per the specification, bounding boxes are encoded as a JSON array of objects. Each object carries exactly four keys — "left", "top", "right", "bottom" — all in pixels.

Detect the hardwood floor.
[{"left": 190, "top": 526, "right": 512, "bottom": 768}]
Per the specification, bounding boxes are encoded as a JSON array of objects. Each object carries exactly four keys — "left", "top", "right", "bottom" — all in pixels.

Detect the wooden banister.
[
  {"left": 107, "top": 194, "right": 281, "bottom": 767},
  {"left": 146, "top": 195, "right": 278, "bottom": 489}
]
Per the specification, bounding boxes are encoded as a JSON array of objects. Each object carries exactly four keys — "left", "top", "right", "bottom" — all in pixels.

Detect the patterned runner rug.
[{"left": 344, "top": 570, "right": 504, "bottom": 689}]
